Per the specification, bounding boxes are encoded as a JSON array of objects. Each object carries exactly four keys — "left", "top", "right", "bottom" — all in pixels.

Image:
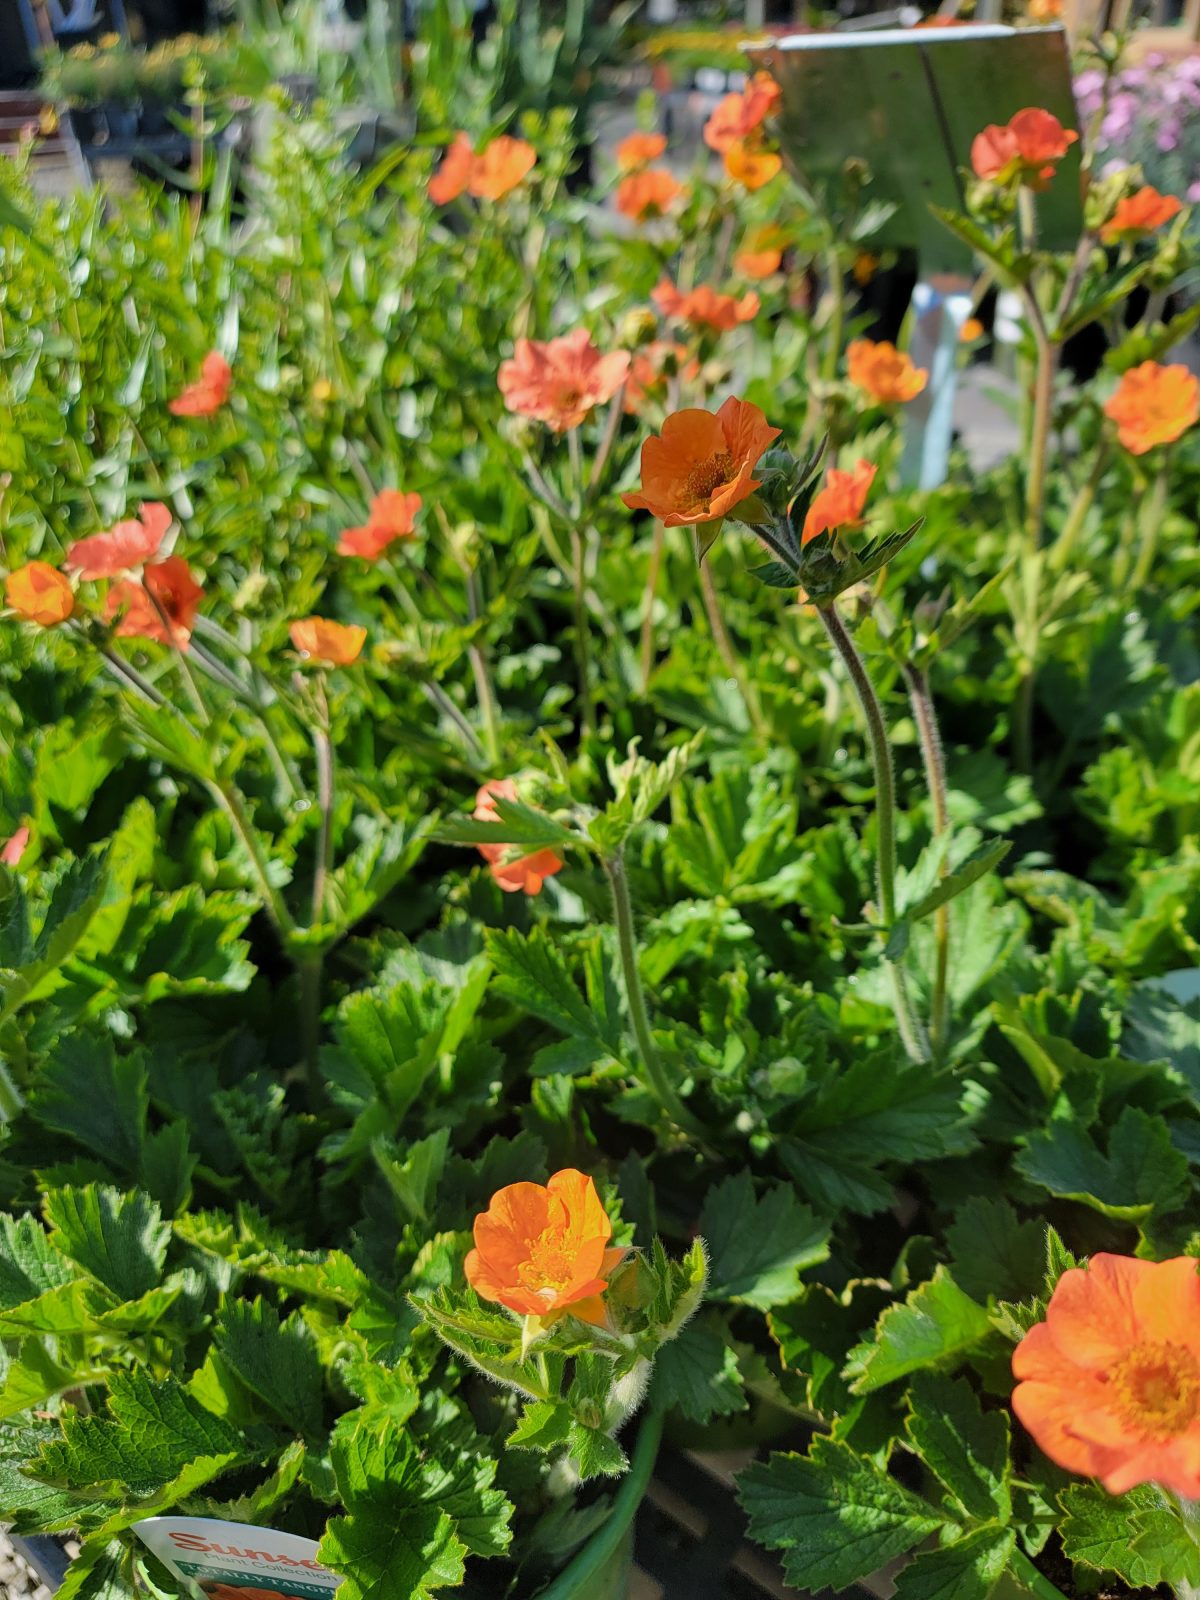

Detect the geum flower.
[
  {"left": 735, "top": 226, "right": 787, "bottom": 280},
  {"left": 803, "top": 460, "right": 877, "bottom": 544},
  {"left": 67, "top": 501, "right": 172, "bottom": 580},
  {"left": 465, "top": 1168, "right": 624, "bottom": 1327},
  {"left": 289, "top": 616, "right": 366, "bottom": 666},
  {"left": 724, "top": 137, "right": 782, "bottom": 191},
  {"left": 1103, "top": 360, "right": 1200, "bottom": 454},
  {"left": 338, "top": 489, "right": 423, "bottom": 559},
  {"left": 652, "top": 276, "right": 760, "bottom": 334},
  {"left": 6, "top": 562, "right": 74, "bottom": 626},
  {"left": 107, "top": 556, "right": 203, "bottom": 649},
  {"left": 473, "top": 778, "right": 563, "bottom": 895},
  {"left": 1012, "top": 1252, "right": 1200, "bottom": 1497},
  {"left": 621, "top": 396, "right": 780, "bottom": 528},
  {"left": 970, "top": 106, "right": 1078, "bottom": 189},
  {"left": 429, "top": 132, "right": 537, "bottom": 203},
  {"left": 499, "top": 327, "right": 630, "bottom": 432},
  {"left": 703, "top": 71, "right": 781, "bottom": 153},
  {"left": 615, "top": 168, "right": 686, "bottom": 221},
  {"left": 169, "top": 351, "right": 232, "bottom": 417},
  {"left": 616, "top": 130, "right": 667, "bottom": 172},
  {"left": 847, "top": 338, "right": 928, "bottom": 404},
  {"left": 1101, "top": 184, "right": 1184, "bottom": 242}
]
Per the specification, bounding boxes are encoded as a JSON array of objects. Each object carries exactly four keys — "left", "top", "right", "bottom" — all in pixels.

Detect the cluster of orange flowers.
[
  {"left": 703, "top": 71, "right": 783, "bottom": 192},
  {"left": 429, "top": 133, "right": 537, "bottom": 205},
  {"left": 970, "top": 106, "right": 1077, "bottom": 190},
  {"left": 614, "top": 130, "right": 686, "bottom": 223},
  {"left": 652, "top": 277, "right": 760, "bottom": 334},
  {"left": 1103, "top": 360, "right": 1199, "bottom": 455}
]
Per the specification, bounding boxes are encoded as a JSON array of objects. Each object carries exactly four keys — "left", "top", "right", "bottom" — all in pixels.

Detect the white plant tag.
[{"left": 132, "top": 1516, "right": 341, "bottom": 1600}]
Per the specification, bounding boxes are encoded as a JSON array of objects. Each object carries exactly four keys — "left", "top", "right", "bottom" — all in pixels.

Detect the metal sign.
[{"left": 749, "top": 25, "right": 1083, "bottom": 275}]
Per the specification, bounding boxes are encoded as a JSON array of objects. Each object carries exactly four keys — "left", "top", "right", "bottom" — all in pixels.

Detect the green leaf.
[
  {"left": 0, "top": 1214, "right": 76, "bottom": 1310},
  {"left": 435, "top": 794, "right": 574, "bottom": 851},
  {"left": 567, "top": 1421, "right": 627, "bottom": 1480},
  {"left": 485, "top": 927, "right": 621, "bottom": 1068},
  {"left": 1059, "top": 1481, "right": 1200, "bottom": 1588},
  {"left": 508, "top": 1400, "right": 573, "bottom": 1450},
  {"left": 320, "top": 1418, "right": 467, "bottom": 1600},
  {"left": 892, "top": 1528, "right": 1015, "bottom": 1600},
  {"left": 54, "top": 1539, "right": 131, "bottom": 1600},
  {"left": 28, "top": 1371, "right": 248, "bottom": 1495},
  {"left": 416, "top": 1449, "right": 514, "bottom": 1557},
  {"left": 901, "top": 837, "right": 1012, "bottom": 927},
  {"left": 29, "top": 1032, "right": 146, "bottom": 1176},
  {"left": 214, "top": 1297, "right": 325, "bottom": 1439},
  {"left": 904, "top": 1374, "right": 1011, "bottom": 1523},
  {"left": 845, "top": 1267, "right": 992, "bottom": 1394},
  {"left": 1016, "top": 1105, "right": 1191, "bottom": 1222},
  {"left": 373, "top": 1128, "right": 450, "bottom": 1223},
  {"left": 699, "top": 1171, "right": 830, "bottom": 1310},
  {"left": 0, "top": 852, "right": 111, "bottom": 1022},
  {"left": 43, "top": 1185, "right": 169, "bottom": 1302},
  {"left": 737, "top": 1437, "right": 945, "bottom": 1594},
  {"left": 649, "top": 1316, "right": 746, "bottom": 1422},
  {"left": 945, "top": 1197, "right": 1046, "bottom": 1306}
]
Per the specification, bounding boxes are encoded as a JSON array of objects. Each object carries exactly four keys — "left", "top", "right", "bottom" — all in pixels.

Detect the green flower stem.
[
  {"left": 639, "top": 521, "right": 666, "bottom": 691},
  {"left": 817, "top": 605, "right": 929, "bottom": 1064},
  {"left": 1009, "top": 1550, "right": 1072, "bottom": 1600},
  {"left": 1127, "top": 456, "right": 1171, "bottom": 591},
  {"left": 1049, "top": 438, "right": 1108, "bottom": 573},
  {"left": 603, "top": 851, "right": 707, "bottom": 1140},
  {"left": 570, "top": 524, "right": 597, "bottom": 737},
  {"left": 465, "top": 567, "right": 502, "bottom": 768},
  {"left": 532, "top": 1408, "right": 664, "bottom": 1600},
  {"left": 820, "top": 244, "right": 845, "bottom": 383},
  {"left": 310, "top": 675, "right": 335, "bottom": 928},
  {"left": 699, "top": 557, "right": 764, "bottom": 736},
  {"left": 1022, "top": 290, "right": 1057, "bottom": 554},
  {"left": 421, "top": 680, "right": 489, "bottom": 767},
  {"left": 902, "top": 664, "right": 950, "bottom": 1059}
]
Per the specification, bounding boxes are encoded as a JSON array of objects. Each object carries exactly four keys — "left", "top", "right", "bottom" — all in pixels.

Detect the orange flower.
[
  {"left": 67, "top": 501, "right": 172, "bottom": 580},
  {"left": 473, "top": 778, "right": 564, "bottom": 895},
  {"left": 469, "top": 136, "right": 537, "bottom": 201},
  {"left": 1, "top": 826, "right": 30, "bottom": 867},
  {"left": 6, "top": 562, "right": 74, "bottom": 626},
  {"left": 853, "top": 251, "right": 880, "bottom": 287},
  {"left": 724, "top": 138, "right": 781, "bottom": 191},
  {"left": 107, "top": 556, "right": 203, "bottom": 649},
  {"left": 616, "top": 131, "right": 667, "bottom": 172},
  {"left": 464, "top": 1167, "right": 623, "bottom": 1325},
  {"left": 652, "top": 276, "right": 760, "bottom": 334},
  {"left": 338, "top": 489, "right": 423, "bottom": 559},
  {"left": 289, "top": 616, "right": 366, "bottom": 666},
  {"left": 615, "top": 168, "right": 685, "bottom": 221},
  {"left": 802, "top": 460, "right": 877, "bottom": 544},
  {"left": 847, "top": 338, "right": 928, "bottom": 404},
  {"left": 429, "top": 132, "right": 474, "bottom": 204},
  {"left": 169, "top": 351, "right": 232, "bottom": 417},
  {"left": 735, "top": 226, "right": 786, "bottom": 280},
  {"left": 621, "top": 396, "right": 780, "bottom": 528},
  {"left": 1101, "top": 185, "right": 1184, "bottom": 243},
  {"left": 960, "top": 316, "right": 985, "bottom": 343},
  {"left": 1012, "top": 1253, "right": 1200, "bottom": 1497},
  {"left": 498, "top": 327, "right": 630, "bottom": 433},
  {"left": 970, "top": 107, "right": 1078, "bottom": 190},
  {"left": 1103, "top": 361, "right": 1200, "bottom": 455},
  {"left": 622, "top": 341, "right": 699, "bottom": 415},
  {"left": 703, "top": 72, "right": 781, "bottom": 153},
  {"left": 1027, "top": 0, "right": 1063, "bottom": 17}
]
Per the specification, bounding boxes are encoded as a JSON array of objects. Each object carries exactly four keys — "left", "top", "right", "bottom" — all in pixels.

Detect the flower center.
[
  {"left": 518, "top": 1229, "right": 575, "bottom": 1300},
  {"left": 685, "top": 450, "right": 736, "bottom": 504},
  {"left": 556, "top": 385, "right": 584, "bottom": 412},
  {"left": 1108, "top": 1340, "right": 1200, "bottom": 1438}
]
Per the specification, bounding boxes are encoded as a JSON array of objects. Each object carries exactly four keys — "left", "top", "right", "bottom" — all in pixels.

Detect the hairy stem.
[
  {"left": 818, "top": 606, "right": 929, "bottom": 1063},
  {"left": 700, "top": 558, "right": 763, "bottom": 734},
  {"left": 1127, "top": 458, "right": 1171, "bottom": 590},
  {"left": 310, "top": 676, "right": 334, "bottom": 927},
  {"left": 604, "top": 852, "right": 706, "bottom": 1139},
  {"left": 570, "top": 526, "right": 596, "bottom": 736},
  {"left": 902, "top": 664, "right": 950, "bottom": 1058}
]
